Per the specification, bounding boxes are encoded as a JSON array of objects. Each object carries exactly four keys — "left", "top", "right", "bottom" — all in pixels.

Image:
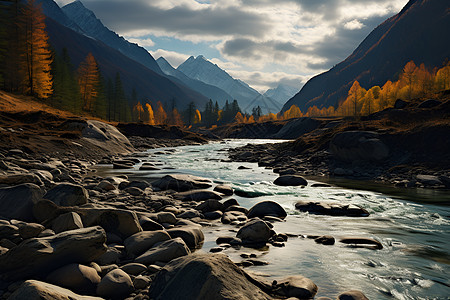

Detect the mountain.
[
  {"left": 44, "top": 16, "right": 208, "bottom": 110},
  {"left": 246, "top": 94, "right": 282, "bottom": 114},
  {"left": 36, "top": 0, "right": 83, "bottom": 33},
  {"left": 283, "top": 0, "right": 450, "bottom": 112},
  {"left": 264, "top": 84, "right": 299, "bottom": 106},
  {"left": 62, "top": 0, "right": 162, "bottom": 74},
  {"left": 156, "top": 57, "right": 234, "bottom": 106},
  {"left": 177, "top": 55, "right": 269, "bottom": 113}
]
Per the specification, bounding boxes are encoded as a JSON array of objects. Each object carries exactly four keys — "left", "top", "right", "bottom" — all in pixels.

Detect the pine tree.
[
  {"left": 113, "top": 73, "right": 127, "bottom": 121},
  {"left": 92, "top": 71, "right": 107, "bottom": 119},
  {"left": 185, "top": 101, "right": 196, "bottom": 126},
  {"left": 3, "top": 0, "right": 22, "bottom": 92},
  {"left": 19, "top": 0, "right": 53, "bottom": 98},
  {"left": 106, "top": 78, "right": 113, "bottom": 121}
]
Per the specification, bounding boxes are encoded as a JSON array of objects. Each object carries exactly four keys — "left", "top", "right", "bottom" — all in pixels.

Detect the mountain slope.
[
  {"left": 62, "top": 0, "right": 162, "bottom": 74},
  {"left": 177, "top": 56, "right": 267, "bottom": 112},
  {"left": 156, "top": 57, "right": 234, "bottom": 106},
  {"left": 36, "top": 0, "right": 83, "bottom": 33},
  {"left": 45, "top": 17, "right": 208, "bottom": 110},
  {"left": 283, "top": 0, "right": 450, "bottom": 112},
  {"left": 264, "top": 84, "right": 299, "bottom": 105}
]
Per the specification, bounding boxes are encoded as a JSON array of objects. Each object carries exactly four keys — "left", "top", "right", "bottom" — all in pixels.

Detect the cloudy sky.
[{"left": 55, "top": 0, "right": 409, "bottom": 93}]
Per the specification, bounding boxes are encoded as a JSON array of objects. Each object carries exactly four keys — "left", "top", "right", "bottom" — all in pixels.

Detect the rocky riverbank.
[
  {"left": 228, "top": 97, "right": 450, "bottom": 191},
  {"left": 0, "top": 142, "right": 374, "bottom": 299}
]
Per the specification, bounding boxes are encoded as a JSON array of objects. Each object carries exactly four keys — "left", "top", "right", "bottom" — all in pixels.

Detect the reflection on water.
[{"left": 95, "top": 139, "right": 450, "bottom": 299}]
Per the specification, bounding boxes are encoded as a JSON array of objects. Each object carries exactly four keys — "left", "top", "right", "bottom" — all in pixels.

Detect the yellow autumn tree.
[
  {"left": 435, "top": 63, "right": 450, "bottom": 91},
  {"left": 77, "top": 53, "right": 100, "bottom": 112},
  {"left": 145, "top": 103, "right": 155, "bottom": 125},
  {"left": 19, "top": 0, "right": 53, "bottom": 98},
  {"left": 347, "top": 80, "right": 366, "bottom": 117},
  {"left": 194, "top": 109, "right": 201, "bottom": 124},
  {"left": 154, "top": 101, "right": 167, "bottom": 125},
  {"left": 234, "top": 112, "right": 245, "bottom": 123},
  {"left": 133, "top": 101, "right": 144, "bottom": 121},
  {"left": 401, "top": 60, "right": 416, "bottom": 99},
  {"left": 283, "top": 105, "right": 302, "bottom": 120},
  {"left": 171, "top": 108, "right": 184, "bottom": 126},
  {"left": 247, "top": 115, "right": 255, "bottom": 123}
]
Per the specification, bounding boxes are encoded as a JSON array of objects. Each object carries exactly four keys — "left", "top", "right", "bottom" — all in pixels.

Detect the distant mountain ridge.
[
  {"left": 264, "top": 84, "right": 299, "bottom": 106},
  {"left": 283, "top": 0, "right": 450, "bottom": 112},
  {"left": 61, "top": 0, "right": 162, "bottom": 74},
  {"left": 177, "top": 55, "right": 280, "bottom": 113},
  {"left": 156, "top": 57, "right": 234, "bottom": 106},
  {"left": 38, "top": 0, "right": 208, "bottom": 109}
]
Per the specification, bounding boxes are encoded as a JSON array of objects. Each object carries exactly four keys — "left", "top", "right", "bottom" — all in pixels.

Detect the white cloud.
[
  {"left": 127, "top": 37, "right": 155, "bottom": 47},
  {"left": 150, "top": 49, "right": 190, "bottom": 67},
  {"left": 344, "top": 19, "right": 365, "bottom": 30}
]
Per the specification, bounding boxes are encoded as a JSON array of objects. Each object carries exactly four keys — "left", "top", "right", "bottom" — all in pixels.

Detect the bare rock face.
[
  {"left": 8, "top": 280, "right": 104, "bottom": 300},
  {"left": 0, "top": 226, "right": 107, "bottom": 281},
  {"left": 153, "top": 174, "right": 212, "bottom": 192},
  {"left": 0, "top": 183, "right": 44, "bottom": 222},
  {"left": 148, "top": 253, "right": 272, "bottom": 300}
]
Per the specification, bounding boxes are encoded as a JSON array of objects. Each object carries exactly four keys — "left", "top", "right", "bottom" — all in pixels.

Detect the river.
[{"left": 96, "top": 139, "right": 450, "bottom": 299}]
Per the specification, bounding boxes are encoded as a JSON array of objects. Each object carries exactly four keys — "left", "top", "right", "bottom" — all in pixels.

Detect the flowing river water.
[{"left": 96, "top": 139, "right": 450, "bottom": 299}]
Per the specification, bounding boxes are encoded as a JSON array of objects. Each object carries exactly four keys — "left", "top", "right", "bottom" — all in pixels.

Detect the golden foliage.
[
  {"left": 145, "top": 103, "right": 155, "bottom": 125},
  {"left": 133, "top": 101, "right": 144, "bottom": 121},
  {"left": 154, "top": 101, "right": 167, "bottom": 125},
  {"left": 77, "top": 53, "right": 99, "bottom": 112}
]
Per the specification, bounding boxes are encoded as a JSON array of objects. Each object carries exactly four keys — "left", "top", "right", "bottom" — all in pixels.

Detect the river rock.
[
  {"left": 96, "top": 246, "right": 123, "bottom": 265},
  {"left": 195, "top": 199, "right": 224, "bottom": 213},
  {"left": 134, "top": 275, "right": 151, "bottom": 289},
  {"left": 167, "top": 224, "right": 204, "bottom": 249},
  {"left": 236, "top": 218, "right": 273, "bottom": 246},
  {"left": 274, "top": 175, "right": 308, "bottom": 186},
  {"left": 175, "top": 189, "right": 222, "bottom": 201},
  {"left": 120, "top": 263, "right": 147, "bottom": 276},
  {"left": 156, "top": 212, "right": 177, "bottom": 224},
  {"left": 272, "top": 275, "right": 318, "bottom": 299},
  {"left": 0, "top": 226, "right": 107, "bottom": 281},
  {"left": 96, "top": 269, "right": 134, "bottom": 299},
  {"left": 153, "top": 174, "right": 212, "bottom": 192},
  {"left": 18, "top": 222, "right": 45, "bottom": 239},
  {"left": 96, "top": 180, "right": 116, "bottom": 191},
  {"left": 139, "top": 216, "right": 164, "bottom": 231},
  {"left": 247, "top": 201, "right": 287, "bottom": 219},
  {"left": 314, "top": 235, "right": 335, "bottom": 245},
  {"left": 204, "top": 210, "right": 223, "bottom": 220},
  {"left": 135, "top": 237, "right": 190, "bottom": 265},
  {"left": 330, "top": 131, "right": 389, "bottom": 162},
  {"left": 339, "top": 237, "right": 383, "bottom": 249},
  {"left": 78, "top": 207, "right": 143, "bottom": 239},
  {"left": 295, "top": 200, "right": 370, "bottom": 217},
  {"left": 416, "top": 174, "right": 442, "bottom": 186},
  {"left": 338, "top": 290, "right": 369, "bottom": 300},
  {"left": 44, "top": 183, "right": 89, "bottom": 206},
  {"left": 125, "top": 186, "right": 143, "bottom": 196},
  {"left": 0, "top": 183, "right": 44, "bottom": 222},
  {"left": 221, "top": 211, "right": 247, "bottom": 224},
  {"left": 148, "top": 253, "right": 271, "bottom": 300},
  {"left": 124, "top": 230, "right": 171, "bottom": 257},
  {"left": 0, "top": 173, "right": 43, "bottom": 186},
  {"left": 214, "top": 184, "right": 234, "bottom": 195},
  {"left": 52, "top": 212, "right": 84, "bottom": 234},
  {"left": 8, "top": 280, "right": 104, "bottom": 300},
  {"left": 45, "top": 263, "right": 101, "bottom": 295}
]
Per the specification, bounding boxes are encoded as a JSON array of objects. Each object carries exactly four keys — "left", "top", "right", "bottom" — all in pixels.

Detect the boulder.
[
  {"left": 0, "top": 183, "right": 44, "bottom": 222},
  {"left": 394, "top": 99, "right": 408, "bottom": 109},
  {"left": 124, "top": 230, "right": 171, "bottom": 257},
  {"left": 0, "top": 173, "right": 43, "bottom": 186},
  {"left": 214, "top": 184, "right": 234, "bottom": 195},
  {"left": 8, "top": 280, "right": 104, "bottom": 300},
  {"left": 96, "top": 246, "right": 123, "bottom": 265},
  {"left": 274, "top": 175, "right": 308, "bottom": 186},
  {"left": 120, "top": 263, "right": 147, "bottom": 276},
  {"left": 330, "top": 131, "right": 389, "bottom": 162},
  {"left": 148, "top": 253, "right": 271, "bottom": 300},
  {"left": 78, "top": 208, "right": 143, "bottom": 239},
  {"left": 314, "top": 235, "right": 335, "bottom": 245},
  {"left": 18, "top": 222, "right": 45, "bottom": 239},
  {"left": 338, "top": 290, "right": 369, "bottom": 300},
  {"left": 96, "top": 269, "right": 134, "bottom": 300},
  {"left": 174, "top": 189, "right": 222, "bottom": 201},
  {"left": 221, "top": 211, "right": 247, "bottom": 224},
  {"left": 52, "top": 212, "right": 84, "bottom": 234},
  {"left": 0, "top": 226, "right": 107, "bottom": 281},
  {"left": 416, "top": 174, "right": 442, "bottom": 186},
  {"left": 45, "top": 263, "right": 101, "bottom": 295},
  {"left": 153, "top": 174, "right": 212, "bottom": 191},
  {"left": 236, "top": 219, "right": 273, "bottom": 246},
  {"left": 204, "top": 210, "right": 223, "bottom": 220},
  {"left": 196, "top": 199, "right": 224, "bottom": 213},
  {"left": 167, "top": 225, "right": 204, "bottom": 250},
  {"left": 339, "top": 237, "right": 383, "bottom": 249},
  {"left": 139, "top": 216, "right": 164, "bottom": 231},
  {"left": 125, "top": 187, "right": 143, "bottom": 196},
  {"left": 272, "top": 275, "right": 318, "bottom": 299},
  {"left": 156, "top": 212, "right": 177, "bottom": 224},
  {"left": 247, "top": 201, "right": 287, "bottom": 219},
  {"left": 96, "top": 180, "right": 116, "bottom": 191},
  {"left": 295, "top": 200, "right": 370, "bottom": 217},
  {"left": 418, "top": 99, "right": 441, "bottom": 109},
  {"left": 135, "top": 238, "right": 190, "bottom": 265},
  {"left": 133, "top": 275, "right": 151, "bottom": 289},
  {"left": 44, "top": 183, "right": 89, "bottom": 206}
]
